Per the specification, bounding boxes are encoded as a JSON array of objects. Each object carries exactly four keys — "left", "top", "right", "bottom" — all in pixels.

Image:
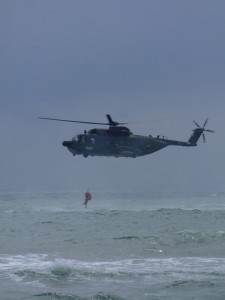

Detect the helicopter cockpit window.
[{"left": 72, "top": 134, "right": 82, "bottom": 141}]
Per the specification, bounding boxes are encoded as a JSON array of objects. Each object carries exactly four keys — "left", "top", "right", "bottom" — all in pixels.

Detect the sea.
[{"left": 1, "top": 190, "right": 225, "bottom": 300}]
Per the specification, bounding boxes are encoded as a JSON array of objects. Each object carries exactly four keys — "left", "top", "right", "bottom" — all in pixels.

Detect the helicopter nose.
[{"left": 62, "top": 141, "right": 73, "bottom": 147}]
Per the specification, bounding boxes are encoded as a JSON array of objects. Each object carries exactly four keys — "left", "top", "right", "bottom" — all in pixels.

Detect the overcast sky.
[{"left": 1, "top": 0, "right": 225, "bottom": 192}]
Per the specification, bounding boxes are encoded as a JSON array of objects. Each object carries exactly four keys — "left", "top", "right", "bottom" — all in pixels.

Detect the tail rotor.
[
  {"left": 193, "top": 118, "right": 215, "bottom": 143},
  {"left": 189, "top": 118, "right": 215, "bottom": 145}
]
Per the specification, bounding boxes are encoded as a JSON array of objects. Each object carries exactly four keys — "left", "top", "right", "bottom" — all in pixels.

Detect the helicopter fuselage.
[{"left": 62, "top": 126, "right": 191, "bottom": 158}]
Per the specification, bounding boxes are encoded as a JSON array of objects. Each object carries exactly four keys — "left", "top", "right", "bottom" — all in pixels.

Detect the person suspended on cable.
[{"left": 83, "top": 190, "right": 92, "bottom": 208}]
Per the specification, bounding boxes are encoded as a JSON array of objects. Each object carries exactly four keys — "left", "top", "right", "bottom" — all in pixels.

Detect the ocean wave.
[
  {"left": 113, "top": 236, "right": 141, "bottom": 240},
  {"left": 34, "top": 292, "right": 127, "bottom": 300},
  {"left": 112, "top": 229, "right": 225, "bottom": 247},
  {"left": 1, "top": 254, "right": 225, "bottom": 287},
  {"left": 169, "top": 230, "right": 225, "bottom": 245}
]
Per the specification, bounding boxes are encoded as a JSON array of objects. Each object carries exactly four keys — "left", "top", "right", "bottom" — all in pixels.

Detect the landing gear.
[{"left": 83, "top": 154, "right": 88, "bottom": 158}]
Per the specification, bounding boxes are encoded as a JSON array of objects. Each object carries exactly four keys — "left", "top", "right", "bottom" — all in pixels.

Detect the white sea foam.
[{"left": 0, "top": 254, "right": 225, "bottom": 287}]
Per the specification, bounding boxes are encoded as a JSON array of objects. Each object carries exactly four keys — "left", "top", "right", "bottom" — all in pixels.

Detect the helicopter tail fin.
[{"left": 188, "top": 128, "right": 203, "bottom": 146}]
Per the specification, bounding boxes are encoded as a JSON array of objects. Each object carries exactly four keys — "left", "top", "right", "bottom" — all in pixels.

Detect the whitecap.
[{"left": 1, "top": 254, "right": 225, "bottom": 287}]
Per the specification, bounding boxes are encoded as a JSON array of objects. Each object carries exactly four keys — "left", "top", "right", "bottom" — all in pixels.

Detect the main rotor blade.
[
  {"left": 38, "top": 117, "right": 109, "bottom": 126},
  {"left": 39, "top": 116, "right": 180, "bottom": 127},
  {"left": 205, "top": 129, "right": 215, "bottom": 133}
]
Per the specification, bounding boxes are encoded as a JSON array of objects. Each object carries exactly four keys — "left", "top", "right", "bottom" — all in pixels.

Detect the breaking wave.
[
  {"left": 34, "top": 292, "right": 126, "bottom": 300},
  {"left": 1, "top": 254, "right": 225, "bottom": 287}
]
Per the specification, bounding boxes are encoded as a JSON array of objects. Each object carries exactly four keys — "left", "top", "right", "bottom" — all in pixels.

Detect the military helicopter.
[{"left": 39, "top": 114, "right": 214, "bottom": 158}]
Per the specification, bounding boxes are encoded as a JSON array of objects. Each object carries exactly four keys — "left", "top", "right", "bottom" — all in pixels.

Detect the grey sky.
[{"left": 1, "top": 0, "right": 225, "bottom": 192}]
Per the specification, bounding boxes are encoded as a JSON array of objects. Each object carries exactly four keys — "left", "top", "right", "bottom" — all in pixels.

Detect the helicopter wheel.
[{"left": 83, "top": 154, "right": 88, "bottom": 158}]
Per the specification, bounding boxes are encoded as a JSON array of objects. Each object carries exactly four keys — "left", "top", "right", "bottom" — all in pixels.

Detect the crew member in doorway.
[{"left": 83, "top": 190, "right": 92, "bottom": 208}]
